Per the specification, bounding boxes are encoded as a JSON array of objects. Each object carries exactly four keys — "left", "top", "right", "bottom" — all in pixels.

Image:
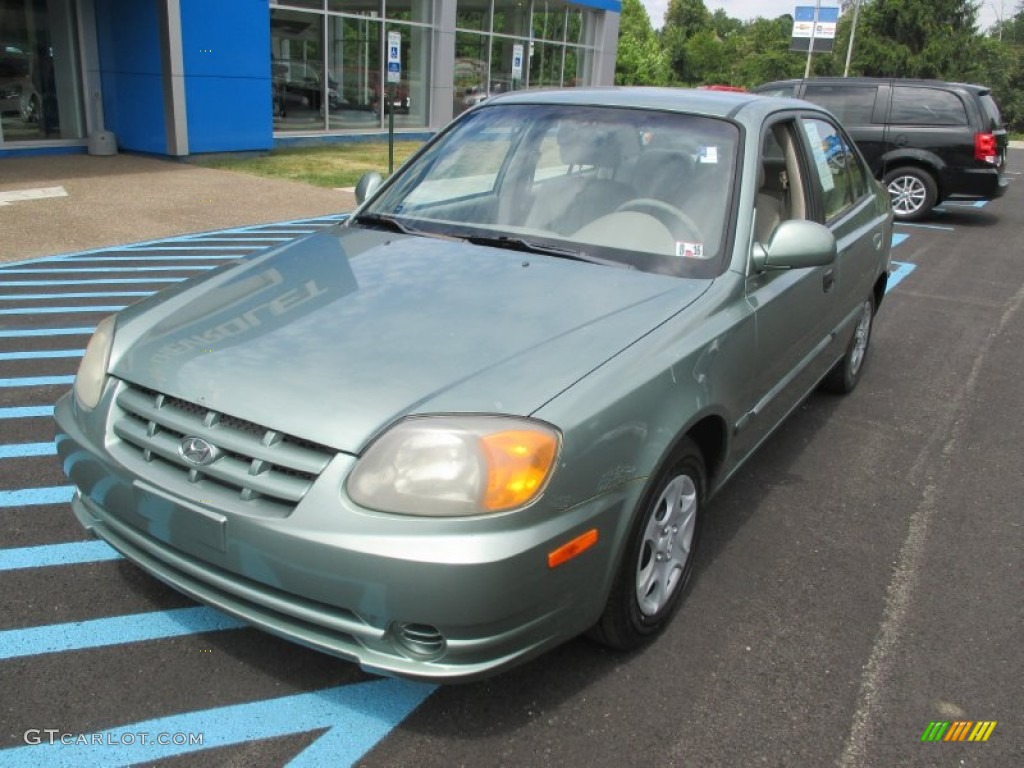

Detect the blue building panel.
[
  {"left": 181, "top": 0, "right": 273, "bottom": 152},
  {"left": 94, "top": 0, "right": 167, "bottom": 154}
]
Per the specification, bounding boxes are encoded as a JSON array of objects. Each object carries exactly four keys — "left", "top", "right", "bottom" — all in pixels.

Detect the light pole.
[{"left": 843, "top": 0, "right": 861, "bottom": 77}]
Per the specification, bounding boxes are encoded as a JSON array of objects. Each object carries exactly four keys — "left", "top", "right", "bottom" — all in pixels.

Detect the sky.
[{"left": 639, "top": 1, "right": 1001, "bottom": 33}]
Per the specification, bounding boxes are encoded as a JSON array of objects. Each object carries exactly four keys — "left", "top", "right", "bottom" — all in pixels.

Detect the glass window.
[
  {"left": 1, "top": 0, "right": 86, "bottom": 144},
  {"left": 802, "top": 85, "right": 877, "bottom": 126},
  {"left": 272, "top": 8, "right": 327, "bottom": 132},
  {"left": 454, "top": 32, "right": 488, "bottom": 116},
  {"left": 492, "top": 0, "right": 530, "bottom": 39},
  {"left": 801, "top": 118, "right": 866, "bottom": 220},
  {"left": 489, "top": 37, "right": 518, "bottom": 93},
  {"left": 325, "top": 13, "right": 380, "bottom": 129},
  {"left": 278, "top": 0, "right": 325, "bottom": 10},
  {"left": 455, "top": 1, "right": 490, "bottom": 32},
  {"left": 385, "top": 0, "right": 431, "bottom": 23},
  {"left": 529, "top": 41, "right": 562, "bottom": 88},
  {"left": 532, "top": 2, "right": 566, "bottom": 42},
  {"left": 890, "top": 87, "right": 968, "bottom": 126},
  {"left": 385, "top": 23, "right": 430, "bottom": 128},
  {"left": 565, "top": 7, "right": 585, "bottom": 45}
]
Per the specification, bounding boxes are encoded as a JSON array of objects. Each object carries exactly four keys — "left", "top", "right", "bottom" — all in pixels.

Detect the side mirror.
[
  {"left": 752, "top": 219, "right": 836, "bottom": 272},
  {"left": 354, "top": 172, "right": 383, "bottom": 205}
]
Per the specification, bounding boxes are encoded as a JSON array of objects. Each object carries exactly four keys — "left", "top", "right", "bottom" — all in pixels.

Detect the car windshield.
[{"left": 359, "top": 103, "right": 740, "bottom": 277}]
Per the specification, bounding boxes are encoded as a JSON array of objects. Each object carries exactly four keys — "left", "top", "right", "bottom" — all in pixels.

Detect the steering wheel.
[{"left": 615, "top": 198, "right": 703, "bottom": 243}]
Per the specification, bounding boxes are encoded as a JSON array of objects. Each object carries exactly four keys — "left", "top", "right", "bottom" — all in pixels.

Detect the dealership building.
[{"left": 0, "top": 0, "right": 622, "bottom": 158}]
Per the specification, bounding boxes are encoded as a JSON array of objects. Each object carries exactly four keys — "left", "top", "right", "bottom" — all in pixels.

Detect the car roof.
[
  {"left": 755, "top": 76, "right": 991, "bottom": 94},
  {"left": 483, "top": 86, "right": 803, "bottom": 122}
]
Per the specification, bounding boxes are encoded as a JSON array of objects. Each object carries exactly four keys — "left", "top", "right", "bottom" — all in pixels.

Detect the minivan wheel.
[
  {"left": 884, "top": 167, "right": 937, "bottom": 221},
  {"left": 588, "top": 438, "right": 704, "bottom": 650}
]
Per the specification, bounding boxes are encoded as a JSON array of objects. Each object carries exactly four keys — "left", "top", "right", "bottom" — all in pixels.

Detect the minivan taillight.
[{"left": 975, "top": 132, "right": 998, "bottom": 164}]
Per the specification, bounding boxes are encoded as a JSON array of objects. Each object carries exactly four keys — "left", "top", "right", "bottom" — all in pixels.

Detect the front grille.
[{"left": 113, "top": 381, "right": 335, "bottom": 512}]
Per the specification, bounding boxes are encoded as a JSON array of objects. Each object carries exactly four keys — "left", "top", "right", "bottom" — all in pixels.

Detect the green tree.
[
  {"left": 661, "top": 0, "right": 713, "bottom": 82},
  {"left": 615, "top": 0, "right": 671, "bottom": 85},
  {"left": 851, "top": 0, "right": 983, "bottom": 78}
]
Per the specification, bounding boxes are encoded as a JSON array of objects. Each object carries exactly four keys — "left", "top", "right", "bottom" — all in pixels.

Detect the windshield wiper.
[
  {"left": 464, "top": 235, "right": 633, "bottom": 269},
  {"left": 351, "top": 212, "right": 420, "bottom": 235}
]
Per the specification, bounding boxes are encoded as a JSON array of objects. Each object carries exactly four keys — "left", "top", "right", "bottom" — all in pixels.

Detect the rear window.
[
  {"left": 754, "top": 84, "right": 798, "bottom": 97},
  {"left": 890, "top": 87, "right": 968, "bottom": 126},
  {"left": 978, "top": 93, "right": 1004, "bottom": 131},
  {"left": 802, "top": 85, "right": 877, "bottom": 126}
]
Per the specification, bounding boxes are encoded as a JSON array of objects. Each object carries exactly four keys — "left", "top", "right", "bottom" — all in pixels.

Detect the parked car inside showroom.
[
  {"left": 752, "top": 77, "right": 1008, "bottom": 221},
  {"left": 55, "top": 88, "right": 892, "bottom": 682}
]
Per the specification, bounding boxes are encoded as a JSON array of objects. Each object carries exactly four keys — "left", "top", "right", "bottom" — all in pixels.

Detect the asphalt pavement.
[{"left": 0, "top": 153, "right": 355, "bottom": 262}]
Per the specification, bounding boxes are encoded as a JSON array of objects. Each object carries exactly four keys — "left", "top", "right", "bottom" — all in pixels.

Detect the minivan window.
[
  {"left": 890, "top": 87, "right": 968, "bottom": 126},
  {"left": 802, "top": 85, "right": 876, "bottom": 126},
  {"left": 978, "top": 93, "right": 1004, "bottom": 131}
]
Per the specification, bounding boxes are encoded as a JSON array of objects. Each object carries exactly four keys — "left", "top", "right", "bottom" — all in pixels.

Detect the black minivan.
[{"left": 752, "top": 77, "right": 1008, "bottom": 220}]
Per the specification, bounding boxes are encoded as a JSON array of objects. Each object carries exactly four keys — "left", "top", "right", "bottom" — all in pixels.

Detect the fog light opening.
[{"left": 391, "top": 622, "right": 447, "bottom": 660}]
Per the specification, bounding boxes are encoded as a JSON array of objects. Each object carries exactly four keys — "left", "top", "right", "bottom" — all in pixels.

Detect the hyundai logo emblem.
[{"left": 179, "top": 436, "right": 219, "bottom": 466}]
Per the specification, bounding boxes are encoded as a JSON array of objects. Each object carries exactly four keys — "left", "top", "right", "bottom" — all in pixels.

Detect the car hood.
[{"left": 112, "top": 228, "right": 711, "bottom": 452}]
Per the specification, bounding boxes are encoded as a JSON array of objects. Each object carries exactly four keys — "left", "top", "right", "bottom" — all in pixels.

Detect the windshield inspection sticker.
[
  {"left": 697, "top": 146, "right": 718, "bottom": 164},
  {"left": 677, "top": 241, "right": 705, "bottom": 259}
]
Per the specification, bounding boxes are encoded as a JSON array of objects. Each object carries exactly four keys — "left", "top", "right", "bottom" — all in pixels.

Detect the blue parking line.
[
  {"left": 0, "top": 679, "right": 434, "bottom": 768},
  {"left": 0, "top": 442, "right": 57, "bottom": 459},
  {"left": 0, "top": 327, "right": 94, "bottom": 338},
  {"left": 1, "top": 266, "right": 214, "bottom": 274},
  {"left": 0, "top": 375, "right": 75, "bottom": 388},
  {"left": 37, "top": 256, "right": 244, "bottom": 264},
  {"left": 0, "top": 540, "right": 121, "bottom": 571},
  {"left": 0, "top": 305, "right": 126, "bottom": 315},
  {"left": 891, "top": 233, "right": 909, "bottom": 247},
  {"left": 0, "top": 406, "right": 55, "bottom": 419},
  {"left": 896, "top": 221, "right": 955, "bottom": 231},
  {"left": 0, "top": 349, "right": 83, "bottom": 361},
  {"left": 0, "top": 214, "right": 346, "bottom": 268},
  {"left": 0, "top": 291, "right": 153, "bottom": 300},
  {"left": 0, "top": 606, "right": 246, "bottom": 660},
  {"left": 3, "top": 278, "right": 183, "bottom": 286},
  {"left": 887, "top": 261, "right": 917, "bottom": 292},
  {"left": 936, "top": 200, "right": 988, "bottom": 208},
  {"left": 0, "top": 485, "right": 74, "bottom": 506}
]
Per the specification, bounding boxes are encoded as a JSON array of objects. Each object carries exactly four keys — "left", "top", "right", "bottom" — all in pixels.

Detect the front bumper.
[{"left": 54, "top": 391, "right": 629, "bottom": 681}]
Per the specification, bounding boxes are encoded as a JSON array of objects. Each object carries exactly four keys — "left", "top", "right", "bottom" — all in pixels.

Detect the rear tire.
[
  {"left": 822, "top": 295, "right": 875, "bottom": 394},
  {"left": 589, "top": 438, "right": 704, "bottom": 650},
  {"left": 884, "top": 166, "right": 937, "bottom": 221}
]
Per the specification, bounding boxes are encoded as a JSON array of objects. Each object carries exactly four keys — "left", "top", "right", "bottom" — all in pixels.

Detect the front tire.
[
  {"left": 884, "top": 166, "right": 937, "bottom": 221},
  {"left": 822, "top": 295, "right": 875, "bottom": 394},
  {"left": 590, "top": 439, "right": 704, "bottom": 650}
]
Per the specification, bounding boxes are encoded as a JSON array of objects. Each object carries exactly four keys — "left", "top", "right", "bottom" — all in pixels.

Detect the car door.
[
  {"left": 797, "top": 114, "right": 890, "bottom": 346},
  {"left": 732, "top": 117, "right": 839, "bottom": 460}
]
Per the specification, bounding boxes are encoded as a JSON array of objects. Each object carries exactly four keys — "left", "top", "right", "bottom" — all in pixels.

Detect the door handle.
[{"left": 823, "top": 268, "right": 835, "bottom": 293}]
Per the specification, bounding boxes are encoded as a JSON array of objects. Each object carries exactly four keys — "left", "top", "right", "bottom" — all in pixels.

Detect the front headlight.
[
  {"left": 347, "top": 416, "right": 560, "bottom": 516},
  {"left": 74, "top": 315, "right": 116, "bottom": 410}
]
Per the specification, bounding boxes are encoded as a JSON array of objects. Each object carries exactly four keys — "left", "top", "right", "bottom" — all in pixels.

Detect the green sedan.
[{"left": 55, "top": 87, "right": 893, "bottom": 681}]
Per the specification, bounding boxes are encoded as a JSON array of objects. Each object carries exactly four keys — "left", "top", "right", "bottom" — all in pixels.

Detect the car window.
[
  {"left": 801, "top": 85, "right": 877, "bottom": 126},
  {"left": 366, "top": 104, "right": 740, "bottom": 278},
  {"left": 799, "top": 117, "right": 867, "bottom": 220},
  {"left": 890, "top": 87, "right": 968, "bottom": 126},
  {"left": 753, "top": 120, "right": 808, "bottom": 246}
]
